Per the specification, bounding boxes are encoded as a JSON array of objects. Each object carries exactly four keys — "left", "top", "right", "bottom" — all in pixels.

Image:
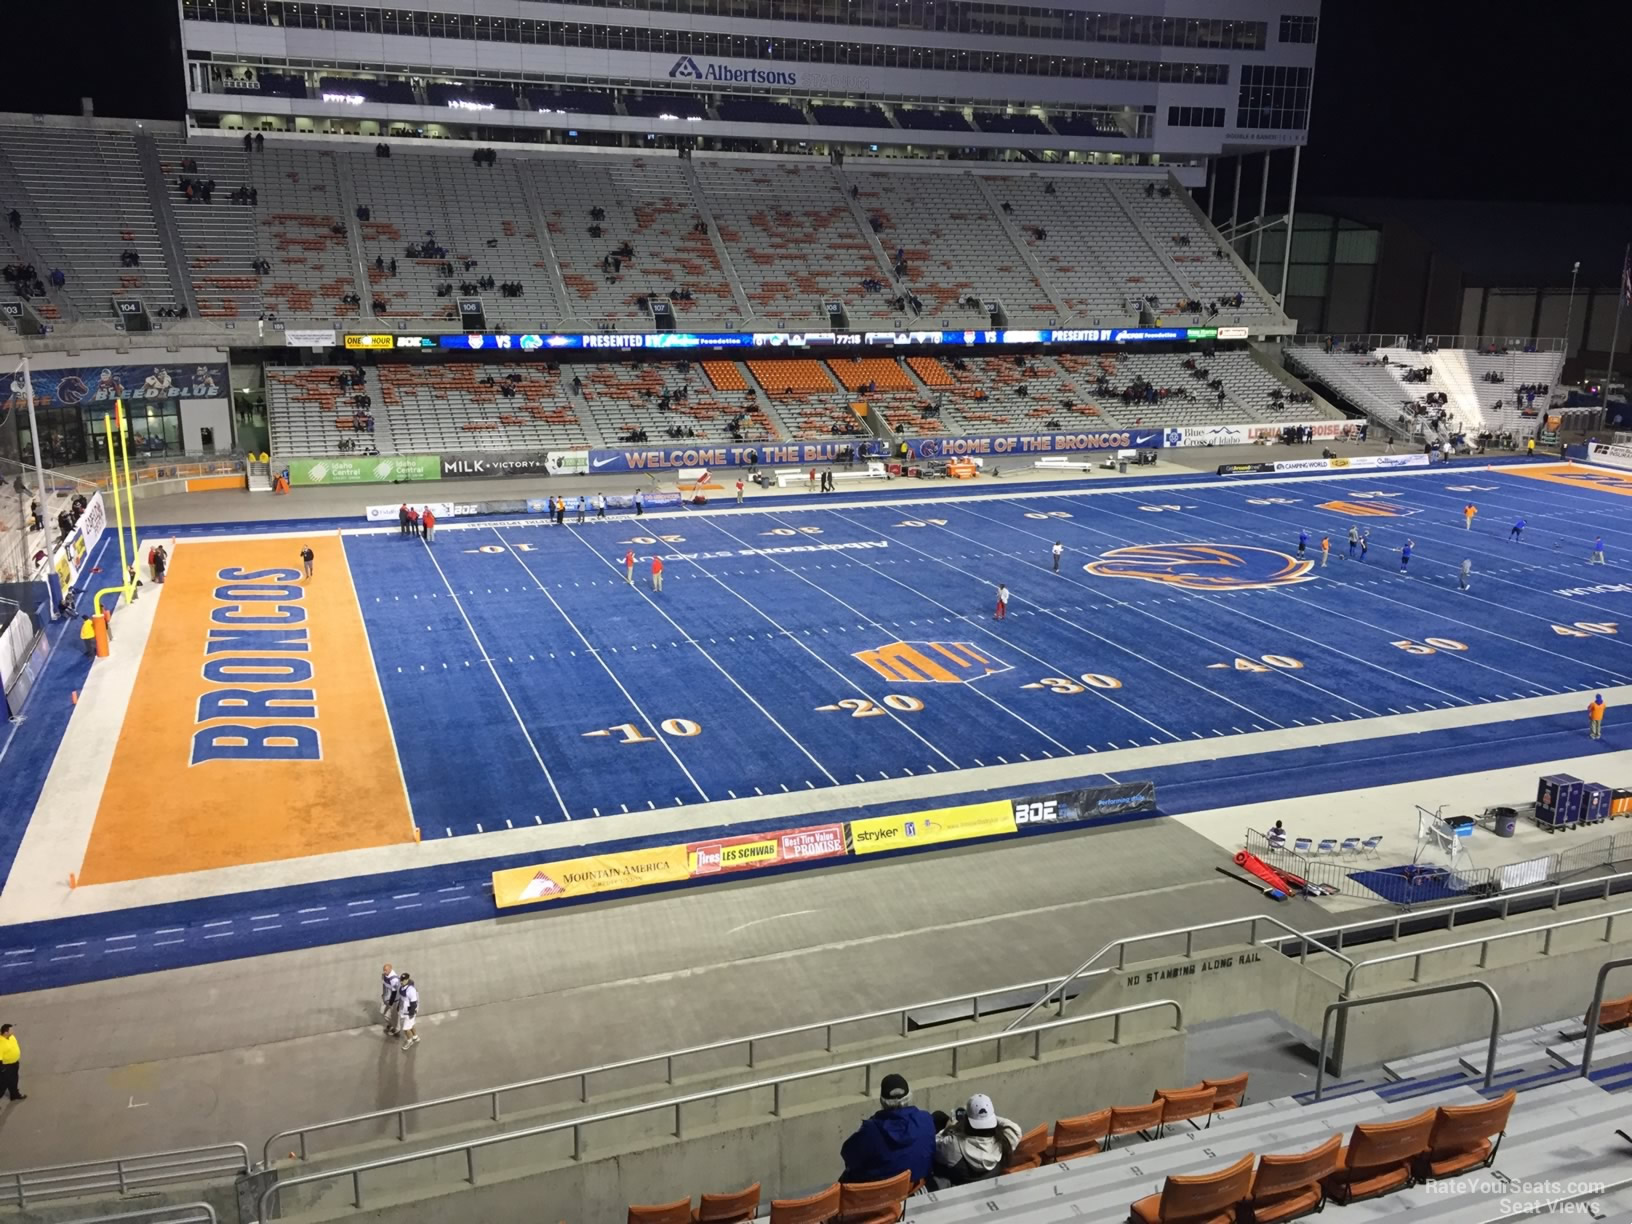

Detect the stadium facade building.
[{"left": 177, "top": 0, "right": 1317, "bottom": 167}]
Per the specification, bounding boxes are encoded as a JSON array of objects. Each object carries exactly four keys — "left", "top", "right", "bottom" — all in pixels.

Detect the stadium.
[{"left": 0, "top": 1, "right": 1630, "bottom": 1221}]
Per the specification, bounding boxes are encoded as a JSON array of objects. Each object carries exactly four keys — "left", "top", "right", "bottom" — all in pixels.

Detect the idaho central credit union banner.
[
  {"left": 905, "top": 430, "right": 1161, "bottom": 461},
  {"left": 6, "top": 361, "right": 229, "bottom": 409}
]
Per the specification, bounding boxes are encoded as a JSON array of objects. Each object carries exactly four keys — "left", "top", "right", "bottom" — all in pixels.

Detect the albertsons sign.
[{"left": 669, "top": 55, "right": 797, "bottom": 86}]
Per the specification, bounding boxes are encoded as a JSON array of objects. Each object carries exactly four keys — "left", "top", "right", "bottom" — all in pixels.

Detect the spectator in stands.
[
  {"left": 356, "top": 205, "right": 370, "bottom": 223},
  {"left": 839, "top": 1073, "right": 935, "bottom": 1187},
  {"left": 243, "top": 133, "right": 253, "bottom": 152},
  {"left": 254, "top": 133, "right": 264, "bottom": 151},
  {"left": 48, "top": 268, "right": 64, "bottom": 289},
  {"left": 931, "top": 1094, "right": 1021, "bottom": 1186}
]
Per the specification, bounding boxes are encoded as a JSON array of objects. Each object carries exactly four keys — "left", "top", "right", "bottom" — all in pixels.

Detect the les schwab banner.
[
  {"left": 491, "top": 791, "right": 1145, "bottom": 909},
  {"left": 493, "top": 823, "right": 846, "bottom": 909}
]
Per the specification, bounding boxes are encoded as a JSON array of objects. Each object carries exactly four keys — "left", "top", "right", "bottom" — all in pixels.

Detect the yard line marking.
[
  {"left": 496, "top": 528, "right": 709, "bottom": 804},
  {"left": 153, "top": 939, "right": 185, "bottom": 947},
  {"left": 420, "top": 539, "right": 571, "bottom": 820},
  {"left": 559, "top": 528, "right": 839, "bottom": 786}
]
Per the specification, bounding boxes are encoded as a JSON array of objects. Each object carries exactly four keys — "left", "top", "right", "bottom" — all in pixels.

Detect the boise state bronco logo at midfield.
[{"left": 1085, "top": 544, "right": 1315, "bottom": 591}]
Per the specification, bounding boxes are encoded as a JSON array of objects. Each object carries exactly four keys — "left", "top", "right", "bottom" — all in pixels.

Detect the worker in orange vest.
[
  {"left": 1463, "top": 503, "right": 1476, "bottom": 530},
  {"left": 624, "top": 549, "right": 635, "bottom": 584},
  {"left": 1589, "top": 694, "right": 1606, "bottom": 741},
  {"left": 651, "top": 554, "right": 664, "bottom": 593}
]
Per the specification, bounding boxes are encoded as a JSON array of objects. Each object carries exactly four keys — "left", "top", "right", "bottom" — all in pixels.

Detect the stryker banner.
[
  {"left": 905, "top": 430, "right": 1160, "bottom": 460},
  {"left": 1011, "top": 782, "right": 1157, "bottom": 828},
  {"left": 439, "top": 451, "right": 589, "bottom": 480}
]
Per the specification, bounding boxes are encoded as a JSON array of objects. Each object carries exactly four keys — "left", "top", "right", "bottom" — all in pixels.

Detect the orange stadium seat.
[
  {"left": 1046, "top": 1109, "right": 1112, "bottom": 1162},
  {"left": 835, "top": 1170, "right": 909, "bottom": 1223},
  {"left": 1244, "top": 1136, "right": 1341, "bottom": 1224},
  {"left": 1129, "top": 1152, "right": 1256, "bottom": 1224},
  {"left": 826, "top": 356, "right": 914, "bottom": 391},
  {"left": 628, "top": 1199, "right": 693, "bottom": 1224},
  {"left": 1321, "top": 1108, "right": 1436, "bottom": 1205},
  {"left": 1414, "top": 1091, "right": 1514, "bottom": 1182},
  {"left": 1001, "top": 1124, "right": 1050, "bottom": 1173},
  {"left": 1154, "top": 1084, "right": 1218, "bottom": 1132},
  {"left": 1202, "top": 1073, "right": 1249, "bottom": 1113},
  {"left": 768, "top": 1182, "right": 840, "bottom": 1224},
  {"left": 1107, "top": 1100, "right": 1165, "bottom": 1147},
  {"left": 693, "top": 1182, "right": 761, "bottom": 1223}
]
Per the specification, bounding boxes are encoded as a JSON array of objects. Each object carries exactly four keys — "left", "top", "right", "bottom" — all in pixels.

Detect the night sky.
[{"left": 0, "top": 4, "right": 1624, "bottom": 206}]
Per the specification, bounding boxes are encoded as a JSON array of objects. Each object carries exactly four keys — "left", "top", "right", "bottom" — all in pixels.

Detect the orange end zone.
[
  {"left": 1497, "top": 464, "right": 1632, "bottom": 497},
  {"left": 78, "top": 537, "right": 413, "bottom": 884}
]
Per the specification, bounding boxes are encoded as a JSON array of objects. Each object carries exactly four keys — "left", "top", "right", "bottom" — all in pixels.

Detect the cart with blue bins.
[{"left": 1536, "top": 774, "right": 1584, "bottom": 831}]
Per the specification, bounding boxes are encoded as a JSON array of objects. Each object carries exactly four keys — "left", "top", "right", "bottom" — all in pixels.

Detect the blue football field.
[{"left": 345, "top": 464, "right": 1632, "bottom": 837}]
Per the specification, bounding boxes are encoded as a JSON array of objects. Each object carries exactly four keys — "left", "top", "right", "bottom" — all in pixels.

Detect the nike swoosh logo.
[
  {"left": 591, "top": 457, "right": 619, "bottom": 468},
  {"left": 1134, "top": 435, "right": 1156, "bottom": 445}
]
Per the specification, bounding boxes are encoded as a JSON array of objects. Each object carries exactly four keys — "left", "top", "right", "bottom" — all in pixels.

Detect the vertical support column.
[
  {"left": 1253, "top": 151, "right": 1271, "bottom": 280},
  {"left": 1277, "top": 144, "right": 1302, "bottom": 309},
  {"left": 1228, "top": 156, "right": 1242, "bottom": 250}
]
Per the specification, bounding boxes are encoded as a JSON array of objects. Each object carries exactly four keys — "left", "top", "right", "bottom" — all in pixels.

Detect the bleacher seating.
[
  {"left": 151, "top": 133, "right": 262, "bottom": 321},
  {"left": 697, "top": 162, "right": 899, "bottom": 329},
  {"left": 1283, "top": 346, "right": 1421, "bottom": 433},
  {"left": 375, "top": 363, "right": 588, "bottom": 452},
  {"left": 985, "top": 176, "right": 1147, "bottom": 321},
  {"left": 266, "top": 366, "right": 383, "bottom": 455},
  {"left": 1110, "top": 179, "right": 1280, "bottom": 317},
  {"left": 0, "top": 123, "right": 179, "bottom": 319},
  {"left": 247, "top": 145, "right": 360, "bottom": 320},
  {"left": 351, "top": 152, "right": 558, "bottom": 325},
  {"left": 745, "top": 359, "right": 866, "bottom": 440},
  {"left": 578, "top": 362, "right": 774, "bottom": 444},
  {"left": 850, "top": 169, "right": 1054, "bottom": 325},
  {"left": 919, "top": 354, "right": 1112, "bottom": 433},
  {"left": 825, "top": 356, "right": 946, "bottom": 435},
  {"left": 534, "top": 156, "right": 731, "bottom": 326}
]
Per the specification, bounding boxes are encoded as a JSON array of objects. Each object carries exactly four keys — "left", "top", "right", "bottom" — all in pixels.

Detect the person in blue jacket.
[{"left": 839, "top": 1073, "right": 936, "bottom": 1186}]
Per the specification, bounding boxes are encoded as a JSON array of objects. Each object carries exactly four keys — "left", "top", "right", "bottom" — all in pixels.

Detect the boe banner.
[{"left": 1011, "top": 782, "right": 1158, "bottom": 829}]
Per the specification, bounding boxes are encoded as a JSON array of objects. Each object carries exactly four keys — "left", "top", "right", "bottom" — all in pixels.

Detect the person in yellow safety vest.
[
  {"left": 1527, "top": 437, "right": 1536, "bottom": 455},
  {"left": 80, "top": 616, "right": 96, "bottom": 657}
]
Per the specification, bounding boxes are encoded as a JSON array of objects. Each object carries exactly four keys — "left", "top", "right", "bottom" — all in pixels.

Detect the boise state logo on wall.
[
  {"left": 1085, "top": 544, "right": 1315, "bottom": 591},
  {"left": 917, "top": 438, "right": 940, "bottom": 459}
]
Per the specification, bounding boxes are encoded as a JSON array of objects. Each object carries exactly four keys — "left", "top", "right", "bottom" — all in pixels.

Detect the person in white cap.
[
  {"left": 931, "top": 1092, "right": 1022, "bottom": 1185},
  {"left": 379, "top": 963, "right": 401, "bottom": 1036}
]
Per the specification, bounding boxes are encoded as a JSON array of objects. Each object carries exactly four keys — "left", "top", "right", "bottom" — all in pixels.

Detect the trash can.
[
  {"left": 1491, "top": 807, "right": 1518, "bottom": 838},
  {"left": 1118, "top": 458, "right": 1128, "bottom": 474}
]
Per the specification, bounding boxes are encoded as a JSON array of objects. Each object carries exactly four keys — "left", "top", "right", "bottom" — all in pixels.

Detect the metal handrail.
[
  {"left": 263, "top": 973, "right": 1071, "bottom": 1166},
  {"left": 256, "top": 998, "right": 1183, "bottom": 1221},
  {"left": 1264, "top": 868, "right": 1632, "bottom": 959},
  {"left": 62, "top": 1205, "right": 216, "bottom": 1224},
  {"left": 1579, "top": 957, "right": 1632, "bottom": 1079},
  {"left": 0, "top": 1143, "right": 248, "bottom": 1210},
  {"left": 1315, "top": 981, "right": 1502, "bottom": 1100},
  {"left": 1004, "top": 913, "right": 1354, "bottom": 1031},
  {"left": 1341, "top": 903, "right": 1632, "bottom": 995}
]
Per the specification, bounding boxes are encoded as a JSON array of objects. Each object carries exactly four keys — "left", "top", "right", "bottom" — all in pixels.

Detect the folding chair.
[
  {"left": 1360, "top": 835, "right": 1383, "bottom": 858},
  {"left": 1339, "top": 837, "right": 1361, "bottom": 857}
]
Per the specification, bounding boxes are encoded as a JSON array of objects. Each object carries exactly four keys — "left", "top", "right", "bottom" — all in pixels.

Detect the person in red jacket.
[
  {"left": 651, "top": 555, "right": 664, "bottom": 593},
  {"left": 624, "top": 549, "right": 635, "bottom": 584},
  {"left": 421, "top": 507, "right": 436, "bottom": 542}
]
